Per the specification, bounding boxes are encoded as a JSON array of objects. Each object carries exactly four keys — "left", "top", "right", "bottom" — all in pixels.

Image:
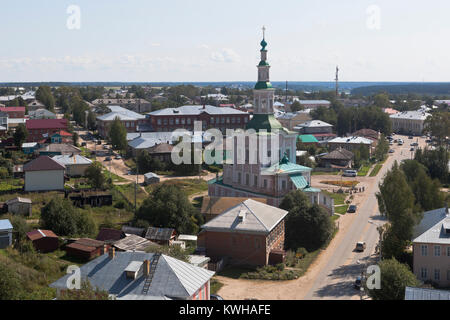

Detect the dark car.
[
  {"left": 354, "top": 276, "right": 362, "bottom": 289},
  {"left": 348, "top": 205, "right": 357, "bottom": 213},
  {"left": 81, "top": 142, "right": 87, "bottom": 147},
  {"left": 210, "top": 294, "right": 224, "bottom": 300},
  {"left": 410, "top": 147, "right": 415, "bottom": 152},
  {"left": 408, "top": 136, "right": 413, "bottom": 139},
  {"left": 104, "top": 156, "right": 111, "bottom": 161},
  {"left": 389, "top": 149, "right": 395, "bottom": 153}
]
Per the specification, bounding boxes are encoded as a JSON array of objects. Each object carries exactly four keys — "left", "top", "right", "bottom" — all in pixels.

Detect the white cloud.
[{"left": 210, "top": 48, "right": 240, "bottom": 63}]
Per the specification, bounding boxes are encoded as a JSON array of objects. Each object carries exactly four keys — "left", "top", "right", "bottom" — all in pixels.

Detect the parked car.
[
  {"left": 210, "top": 294, "right": 224, "bottom": 300},
  {"left": 408, "top": 136, "right": 414, "bottom": 139},
  {"left": 410, "top": 147, "right": 415, "bottom": 152},
  {"left": 104, "top": 157, "right": 111, "bottom": 161},
  {"left": 348, "top": 205, "right": 357, "bottom": 213},
  {"left": 103, "top": 145, "right": 109, "bottom": 150},
  {"left": 389, "top": 149, "right": 395, "bottom": 153},
  {"left": 411, "top": 142, "right": 418, "bottom": 147},
  {"left": 354, "top": 276, "right": 362, "bottom": 290},
  {"left": 97, "top": 140, "right": 102, "bottom": 145},
  {"left": 114, "top": 155, "right": 122, "bottom": 160},
  {"left": 343, "top": 170, "right": 357, "bottom": 177},
  {"left": 355, "top": 241, "right": 366, "bottom": 252},
  {"left": 81, "top": 142, "right": 87, "bottom": 147}
]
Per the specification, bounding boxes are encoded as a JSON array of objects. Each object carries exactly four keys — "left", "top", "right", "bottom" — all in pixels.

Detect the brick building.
[
  {"left": 0, "top": 106, "right": 25, "bottom": 119},
  {"left": 25, "top": 119, "right": 69, "bottom": 142},
  {"left": 96, "top": 105, "right": 146, "bottom": 138},
  {"left": 197, "top": 199, "right": 288, "bottom": 266},
  {"left": 147, "top": 105, "right": 249, "bottom": 133}
]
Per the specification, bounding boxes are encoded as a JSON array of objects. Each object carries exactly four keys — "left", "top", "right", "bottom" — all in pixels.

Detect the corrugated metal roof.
[
  {"left": 0, "top": 219, "right": 13, "bottom": 230},
  {"left": 148, "top": 105, "right": 247, "bottom": 116},
  {"left": 49, "top": 252, "right": 214, "bottom": 300},
  {"left": 145, "top": 227, "right": 175, "bottom": 241},
  {"left": 405, "top": 287, "right": 450, "bottom": 300},
  {"left": 289, "top": 174, "right": 308, "bottom": 189},
  {"left": 201, "top": 199, "right": 288, "bottom": 234},
  {"left": 413, "top": 207, "right": 450, "bottom": 244},
  {"left": 328, "top": 136, "right": 373, "bottom": 145},
  {"left": 52, "top": 155, "right": 93, "bottom": 166}
]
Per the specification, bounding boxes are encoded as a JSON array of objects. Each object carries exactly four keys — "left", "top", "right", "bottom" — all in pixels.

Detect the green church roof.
[
  {"left": 246, "top": 114, "right": 283, "bottom": 132},
  {"left": 254, "top": 81, "right": 273, "bottom": 90}
]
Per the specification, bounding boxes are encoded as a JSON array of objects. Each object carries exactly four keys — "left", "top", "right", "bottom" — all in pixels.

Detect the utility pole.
[{"left": 335, "top": 66, "right": 339, "bottom": 99}]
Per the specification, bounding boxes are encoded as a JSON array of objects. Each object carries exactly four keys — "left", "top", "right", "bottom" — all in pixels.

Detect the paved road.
[{"left": 303, "top": 135, "right": 427, "bottom": 300}]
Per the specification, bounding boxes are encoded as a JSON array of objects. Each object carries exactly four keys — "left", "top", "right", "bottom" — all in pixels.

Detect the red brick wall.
[{"left": 200, "top": 231, "right": 269, "bottom": 266}]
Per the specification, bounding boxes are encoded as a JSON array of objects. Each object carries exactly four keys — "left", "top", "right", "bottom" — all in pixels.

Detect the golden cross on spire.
[{"left": 262, "top": 25, "right": 266, "bottom": 39}]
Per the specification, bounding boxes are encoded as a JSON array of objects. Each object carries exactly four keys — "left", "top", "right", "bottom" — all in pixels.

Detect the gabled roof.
[
  {"left": 0, "top": 219, "right": 13, "bottom": 230},
  {"left": 52, "top": 154, "right": 93, "bottom": 166},
  {"left": 37, "top": 143, "right": 81, "bottom": 154},
  {"left": 145, "top": 227, "right": 176, "bottom": 241},
  {"left": 352, "top": 128, "right": 379, "bottom": 140},
  {"left": 26, "top": 229, "right": 58, "bottom": 241},
  {"left": 113, "top": 234, "right": 158, "bottom": 251},
  {"left": 261, "top": 155, "right": 312, "bottom": 175},
  {"left": 49, "top": 252, "right": 215, "bottom": 300},
  {"left": 23, "top": 156, "right": 65, "bottom": 172},
  {"left": 321, "top": 148, "right": 354, "bottom": 160},
  {"left": 96, "top": 228, "right": 126, "bottom": 242},
  {"left": 26, "top": 119, "right": 68, "bottom": 130},
  {"left": 6, "top": 197, "right": 32, "bottom": 205},
  {"left": 148, "top": 105, "right": 246, "bottom": 116},
  {"left": 201, "top": 199, "right": 288, "bottom": 234},
  {"left": 150, "top": 143, "right": 173, "bottom": 154},
  {"left": 328, "top": 136, "right": 373, "bottom": 145},
  {"left": 201, "top": 196, "right": 268, "bottom": 216},
  {"left": 121, "top": 226, "right": 146, "bottom": 237},
  {"left": 66, "top": 238, "right": 105, "bottom": 252},
  {"left": 413, "top": 207, "right": 450, "bottom": 244},
  {"left": 297, "top": 120, "right": 333, "bottom": 128}
]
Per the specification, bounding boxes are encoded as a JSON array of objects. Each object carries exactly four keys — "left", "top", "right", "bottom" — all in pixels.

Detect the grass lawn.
[
  {"left": 369, "top": 164, "right": 383, "bottom": 177},
  {"left": 113, "top": 183, "right": 148, "bottom": 206},
  {"left": 334, "top": 205, "right": 349, "bottom": 215},
  {"left": 0, "top": 191, "right": 65, "bottom": 218},
  {"left": 357, "top": 165, "right": 372, "bottom": 176},
  {"left": 210, "top": 278, "right": 224, "bottom": 295},
  {"left": 146, "top": 179, "right": 208, "bottom": 197},
  {"left": 322, "top": 190, "right": 347, "bottom": 206},
  {"left": 0, "top": 178, "right": 24, "bottom": 192},
  {"left": 311, "top": 171, "right": 340, "bottom": 176},
  {"left": 102, "top": 169, "right": 128, "bottom": 183},
  {"left": 84, "top": 205, "right": 134, "bottom": 229}
]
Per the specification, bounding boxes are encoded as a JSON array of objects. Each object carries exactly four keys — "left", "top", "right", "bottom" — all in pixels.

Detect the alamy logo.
[
  {"left": 66, "top": 265, "right": 81, "bottom": 290},
  {"left": 366, "top": 5, "right": 381, "bottom": 30},
  {"left": 66, "top": 5, "right": 81, "bottom": 30},
  {"left": 366, "top": 265, "right": 381, "bottom": 290}
]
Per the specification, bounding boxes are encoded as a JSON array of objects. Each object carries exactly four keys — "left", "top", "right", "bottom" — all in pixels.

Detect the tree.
[
  {"left": 136, "top": 184, "right": 203, "bottom": 234},
  {"left": 423, "top": 112, "right": 449, "bottom": 148},
  {"left": 367, "top": 258, "right": 420, "bottom": 300},
  {"left": 13, "top": 123, "right": 28, "bottom": 147},
  {"left": 109, "top": 117, "right": 127, "bottom": 151},
  {"left": 59, "top": 280, "right": 111, "bottom": 300},
  {"left": 376, "top": 162, "right": 421, "bottom": 259},
  {"left": 400, "top": 160, "right": 445, "bottom": 211},
  {"left": 36, "top": 85, "right": 55, "bottom": 111},
  {"left": 279, "top": 190, "right": 334, "bottom": 252},
  {"left": 85, "top": 162, "right": 106, "bottom": 189},
  {"left": 414, "top": 147, "right": 449, "bottom": 184},
  {"left": 372, "top": 93, "right": 391, "bottom": 109},
  {"left": 290, "top": 101, "right": 303, "bottom": 112},
  {"left": 40, "top": 198, "right": 97, "bottom": 237},
  {"left": 87, "top": 111, "right": 97, "bottom": 130},
  {"left": 0, "top": 263, "right": 23, "bottom": 300},
  {"left": 374, "top": 134, "right": 389, "bottom": 162},
  {"left": 73, "top": 132, "right": 79, "bottom": 147}
]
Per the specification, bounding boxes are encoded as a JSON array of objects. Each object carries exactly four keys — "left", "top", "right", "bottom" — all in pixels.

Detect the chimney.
[
  {"left": 108, "top": 247, "right": 115, "bottom": 259},
  {"left": 143, "top": 260, "right": 150, "bottom": 277}
]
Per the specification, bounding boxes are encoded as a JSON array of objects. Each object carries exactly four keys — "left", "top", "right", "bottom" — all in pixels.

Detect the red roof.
[
  {"left": 26, "top": 119, "right": 68, "bottom": 130},
  {"left": 58, "top": 130, "right": 73, "bottom": 137},
  {"left": 23, "top": 156, "right": 65, "bottom": 172},
  {"left": 0, "top": 107, "right": 25, "bottom": 113},
  {"left": 27, "top": 229, "right": 58, "bottom": 241}
]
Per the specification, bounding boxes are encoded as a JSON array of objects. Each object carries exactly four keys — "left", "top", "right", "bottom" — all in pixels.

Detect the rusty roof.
[
  {"left": 26, "top": 229, "right": 58, "bottom": 241},
  {"left": 23, "top": 156, "right": 65, "bottom": 172},
  {"left": 96, "top": 228, "right": 125, "bottom": 242},
  {"left": 67, "top": 238, "right": 105, "bottom": 252}
]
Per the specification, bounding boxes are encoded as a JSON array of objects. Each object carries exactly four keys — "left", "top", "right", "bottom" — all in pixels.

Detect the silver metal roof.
[
  {"left": 0, "top": 219, "right": 13, "bottom": 230},
  {"left": 49, "top": 252, "right": 214, "bottom": 300},
  {"left": 148, "top": 105, "right": 247, "bottom": 116},
  {"left": 405, "top": 287, "right": 450, "bottom": 300},
  {"left": 413, "top": 207, "right": 450, "bottom": 244}
]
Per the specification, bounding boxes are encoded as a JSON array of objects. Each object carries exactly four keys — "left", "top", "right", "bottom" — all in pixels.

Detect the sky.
[{"left": 2, "top": 0, "right": 450, "bottom": 82}]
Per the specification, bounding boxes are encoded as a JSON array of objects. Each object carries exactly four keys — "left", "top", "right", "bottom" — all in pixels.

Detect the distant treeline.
[{"left": 352, "top": 83, "right": 450, "bottom": 96}]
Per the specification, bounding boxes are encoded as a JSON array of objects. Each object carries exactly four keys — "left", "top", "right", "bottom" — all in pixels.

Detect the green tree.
[
  {"left": 423, "top": 112, "right": 449, "bottom": 148},
  {"left": 40, "top": 198, "right": 97, "bottom": 237},
  {"left": 374, "top": 134, "right": 389, "bottom": 162},
  {"left": 290, "top": 101, "right": 304, "bottom": 112},
  {"left": 72, "top": 131, "right": 79, "bottom": 147},
  {"left": 85, "top": 162, "right": 106, "bottom": 189},
  {"left": 59, "top": 280, "right": 111, "bottom": 300},
  {"left": 372, "top": 93, "right": 391, "bottom": 109},
  {"left": 109, "top": 117, "right": 127, "bottom": 151},
  {"left": 36, "top": 85, "right": 55, "bottom": 111},
  {"left": 279, "top": 190, "right": 334, "bottom": 251},
  {"left": 13, "top": 123, "right": 28, "bottom": 147},
  {"left": 0, "top": 263, "right": 23, "bottom": 300},
  {"left": 414, "top": 147, "right": 449, "bottom": 184},
  {"left": 367, "top": 258, "right": 420, "bottom": 300},
  {"left": 136, "top": 184, "right": 202, "bottom": 234}
]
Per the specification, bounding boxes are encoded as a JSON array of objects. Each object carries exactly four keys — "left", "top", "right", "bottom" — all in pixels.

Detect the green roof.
[
  {"left": 298, "top": 134, "right": 319, "bottom": 143},
  {"left": 262, "top": 157, "right": 312, "bottom": 175},
  {"left": 246, "top": 114, "right": 284, "bottom": 132},
  {"left": 258, "top": 61, "right": 270, "bottom": 66},
  {"left": 289, "top": 174, "right": 308, "bottom": 189},
  {"left": 254, "top": 81, "right": 273, "bottom": 90}
]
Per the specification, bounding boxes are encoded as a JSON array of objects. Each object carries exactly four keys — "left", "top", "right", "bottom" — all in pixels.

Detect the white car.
[{"left": 343, "top": 170, "right": 357, "bottom": 177}]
